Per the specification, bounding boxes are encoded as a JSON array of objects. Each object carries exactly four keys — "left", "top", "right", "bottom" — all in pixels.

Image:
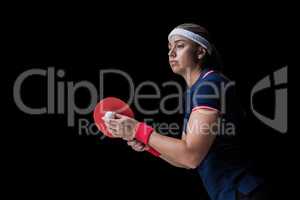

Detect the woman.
[{"left": 105, "top": 23, "right": 270, "bottom": 200}]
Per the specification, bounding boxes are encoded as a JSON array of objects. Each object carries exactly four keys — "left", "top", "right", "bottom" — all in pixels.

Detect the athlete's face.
[{"left": 168, "top": 35, "right": 200, "bottom": 75}]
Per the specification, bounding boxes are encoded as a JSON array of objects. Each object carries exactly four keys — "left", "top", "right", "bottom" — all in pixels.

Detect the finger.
[
  {"left": 133, "top": 148, "right": 143, "bottom": 152},
  {"left": 108, "top": 126, "right": 118, "bottom": 136},
  {"left": 134, "top": 143, "right": 145, "bottom": 150},
  {"left": 135, "top": 146, "right": 144, "bottom": 151},
  {"left": 111, "top": 131, "right": 122, "bottom": 138},
  {"left": 127, "top": 141, "right": 134, "bottom": 146},
  {"left": 132, "top": 143, "right": 140, "bottom": 149},
  {"left": 132, "top": 145, "right": 143, "bottom": 152},
  {"left": 108, "top": 119, "right": 118, "bottom": 125},
  {"left": 109, "top": 118, "right": 121, "bottom": 124},
  {"left": 135, "top": 142, "right": 143, "bottom": 149},
  {"left": 144, "top": 146, "right": 150, "bottom": 151},
  {"left": 127, "top": 140, "right": 136, "bottom": 146},
  {"left": 107, "top": 121, "right": 117, "bottom": 129},
  {"left": 104, "top": 122, "right": 117, "bottom": 131},
  {"left": 115, "top": 113, "right": 128, "bottom": 119},
  {"left": 137, "top": 145, "right": 146, "bottom": 151},
  {"left": 109, "top": 128, "right": 118, "bottom": 135}
]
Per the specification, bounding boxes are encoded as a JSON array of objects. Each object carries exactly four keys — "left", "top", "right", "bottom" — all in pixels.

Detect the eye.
[{"left": 176, "top": 43, "right": 185, "bottom": 48}]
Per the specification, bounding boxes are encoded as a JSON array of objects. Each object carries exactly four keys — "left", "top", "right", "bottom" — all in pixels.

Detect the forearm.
[
  {"left": 148, "top": 131, "right": 194, "bottom": 168},
  {"left": 160, "top": 154, "right": 191, "bottom": 169}
]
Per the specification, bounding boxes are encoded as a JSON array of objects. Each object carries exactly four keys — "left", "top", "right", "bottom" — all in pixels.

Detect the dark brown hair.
[{"left": 176, "top": 23, "right": 223, "bottom": 71}]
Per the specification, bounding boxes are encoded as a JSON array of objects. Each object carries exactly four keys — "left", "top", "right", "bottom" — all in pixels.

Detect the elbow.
[
  {"left": 185, "top": 161, "right": 199, "bottom": 169},
  {"left": 181, "top": 155, "right": 202, "bottom": 169},
  {"left": 188, "top": 164, "right": 198, "bottom": 170}
]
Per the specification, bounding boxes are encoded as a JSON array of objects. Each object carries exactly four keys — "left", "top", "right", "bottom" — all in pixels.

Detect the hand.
[
  {"left": 105, "top": 113, "right": 139, "bottom": 141},
  {"left": 127, "top": 140, "right": 149, "bottom": 152}
]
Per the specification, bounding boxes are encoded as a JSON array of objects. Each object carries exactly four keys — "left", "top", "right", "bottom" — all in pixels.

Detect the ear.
[{"left": 196, "top": 46, "right": 207, "bottom": 60}]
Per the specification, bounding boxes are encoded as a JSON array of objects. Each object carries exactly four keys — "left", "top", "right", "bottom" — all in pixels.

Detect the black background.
[{"left": 5, "top": 3, "right": 292, "bottom": 199}]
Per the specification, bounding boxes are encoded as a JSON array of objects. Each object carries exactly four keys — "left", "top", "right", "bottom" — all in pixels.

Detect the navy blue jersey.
[{"left": 183, "top": 69, "right": 264, "bottom": 200}]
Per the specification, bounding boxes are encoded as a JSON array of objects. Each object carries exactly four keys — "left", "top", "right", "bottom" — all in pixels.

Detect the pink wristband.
[
  {"left": 146, "top": 147, "right": 161, "bottom": 157},
  {"left": 135, "top": 122, "right": 154, "bottom": 145}
]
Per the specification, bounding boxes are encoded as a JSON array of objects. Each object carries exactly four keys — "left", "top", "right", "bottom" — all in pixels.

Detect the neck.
[{"left": 182, "top": 67, "right": 202, "bottom": 88}]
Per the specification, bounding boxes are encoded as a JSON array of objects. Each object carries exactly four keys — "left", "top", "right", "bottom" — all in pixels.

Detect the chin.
[{"left": 171, "top": 66, "right": 184, "bottom": 75}]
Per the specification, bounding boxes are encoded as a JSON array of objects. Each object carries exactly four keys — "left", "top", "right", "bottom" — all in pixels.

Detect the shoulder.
[
  {"left": 193, "top": 71, "right": 232, "bottom": 94},
  {"left": 192, "top": 71, "right": 226, "bottom": 93},
  {"left": 202, "top": 71, "right": 228, "bottom": 83}
]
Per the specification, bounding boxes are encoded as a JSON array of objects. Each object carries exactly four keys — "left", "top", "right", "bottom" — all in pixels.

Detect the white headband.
[{"left": 168, "top": 28, "right": 212, "bottom": 55}]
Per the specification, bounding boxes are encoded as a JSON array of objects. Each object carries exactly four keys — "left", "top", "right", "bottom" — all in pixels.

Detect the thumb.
[
  {"left": 115, "top": 113, "right": 127, "bottom": 119},
  {"left": 144, "top": 145, "right": 150, "bottom": 151}
]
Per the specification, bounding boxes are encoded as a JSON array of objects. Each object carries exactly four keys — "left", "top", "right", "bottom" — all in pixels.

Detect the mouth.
[{"left": 169, "top": 61, "right": 178, "bottom": 67}]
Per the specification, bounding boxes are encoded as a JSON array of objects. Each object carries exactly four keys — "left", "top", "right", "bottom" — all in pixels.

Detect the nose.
[{"left": 168, "top": 46, "right": 176, "bottom": 58}]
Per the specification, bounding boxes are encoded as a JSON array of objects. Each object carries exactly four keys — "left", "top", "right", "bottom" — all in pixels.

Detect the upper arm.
[
  {"left": 181, "top": 131, "right": 186, "bottom": 141},
  {"left": 184, "top": 108, "right": 219, "bottom": 164},
  {"left": 180, "top": 73, "right": 225, "bottom": 166}
]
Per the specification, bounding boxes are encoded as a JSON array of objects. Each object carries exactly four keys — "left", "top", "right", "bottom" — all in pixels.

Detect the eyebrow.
[
  {"left": 168, "top": 39, "right": 187, "bottom": 47},
  {"left": 169, "top": 39, "right": 187, "bottom": 44},
  {"left": 173, "top": 39, "right": 187, "bottom": 43}
]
